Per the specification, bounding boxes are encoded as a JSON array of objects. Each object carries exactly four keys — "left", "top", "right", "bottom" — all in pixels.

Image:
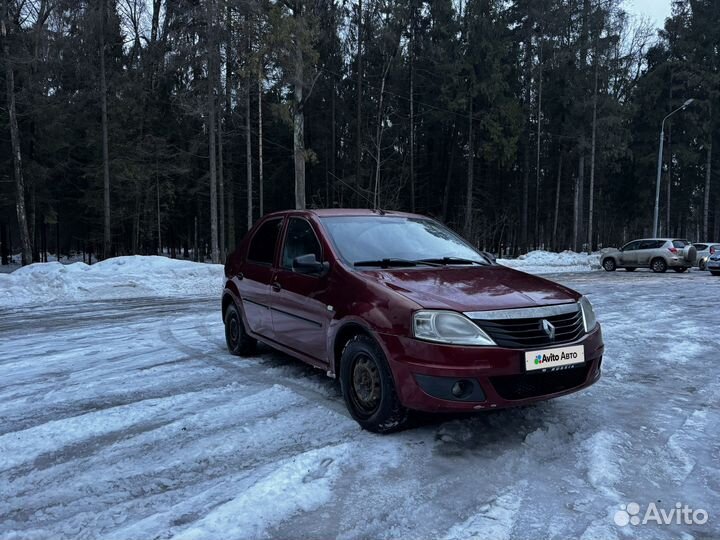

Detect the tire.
[
  {"left": 340, "top": 334, "right": 408, "bottom": 433},
  {"left": 651, "top": 258, "right": 667, "bottom": 273},
  {"left": 624, "top": 267, "right": 636, "bottom": 272},
  {"left": 602, "top": 258, "right": 617, "bottom": 272},
  {"left": 673, "top": 267, "right": 688, "bottom": 273},
  {"left": 224, "top": 302, "right": 257, "bottom": 356},
  {"left": 699, "top": 260, "right": 707, "bottom": 271},
  {"left": 711, "top": 271, "right": 720, "bottom": 277}
]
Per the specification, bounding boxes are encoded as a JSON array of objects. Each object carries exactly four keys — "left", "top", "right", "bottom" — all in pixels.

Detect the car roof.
[{"left": 261, "top": 208, "right": 427, "bottom": 219}]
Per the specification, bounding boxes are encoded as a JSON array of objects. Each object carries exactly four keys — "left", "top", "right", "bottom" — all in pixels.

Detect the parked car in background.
[
  {"left": 602, "top": 238, "right": 696, "bottom": 273},
  {"left": 706, "top": 252, "right": 720, "bottom": 276},
  {"left": 693, "top": 242, "right": 720, "bottom": 270},
  {"left": 222, "top": 209, "right": 604, "bottom": 433}
]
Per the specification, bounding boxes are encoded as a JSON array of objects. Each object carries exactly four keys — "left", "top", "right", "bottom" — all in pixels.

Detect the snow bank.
[
  {"left": 498, "top": 250, "right": 601, "bottom": 274},
  {"left": 0, "top": 256, "right": 224, "bottom": 308}
]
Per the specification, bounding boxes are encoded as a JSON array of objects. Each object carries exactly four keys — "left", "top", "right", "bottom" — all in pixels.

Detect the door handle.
[{"left": 272, "top": 282, "right": 282, "bottom": 292}]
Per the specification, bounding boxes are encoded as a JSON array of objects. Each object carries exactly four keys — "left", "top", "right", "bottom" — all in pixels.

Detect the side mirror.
[{"left": 292, "top": 253, "right": 330, "bottom": 275}]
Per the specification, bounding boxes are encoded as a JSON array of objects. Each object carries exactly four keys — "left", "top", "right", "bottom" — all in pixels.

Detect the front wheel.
[
  {"left": 340, "top": 335, "right": 408, "bottom": 433},
  {"left": 224, "top": 303, "right": 257, "bottom": 356},
  {"left": 651, "top": 258, "right": 667, "bottom": 273},
  {"left": 602, "top": 258, "right": 617, "bottom": 272}
]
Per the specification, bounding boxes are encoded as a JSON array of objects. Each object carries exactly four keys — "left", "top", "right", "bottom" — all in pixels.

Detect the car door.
[
  {"left": 618, "top": 240, "right": 640, "bottom": 266},
  {"left": 239, "top": 217, "right": 284, "bottom": 338},
  {"left": 636, "top": 240, "right": 660, "bottom": 266},
  {"left": 270, "top": 217, "right": 331, "bottom": 363}
]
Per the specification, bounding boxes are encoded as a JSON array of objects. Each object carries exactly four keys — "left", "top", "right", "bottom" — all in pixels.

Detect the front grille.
[
  {"left": 471, "top": 309, "right": 585, "bottom": 348},
  {"left": 490, "top": 363, "right": 591, "bottom": 400}
]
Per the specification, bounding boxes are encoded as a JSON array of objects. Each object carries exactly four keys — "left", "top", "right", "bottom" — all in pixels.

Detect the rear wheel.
[
  {"left": 651, "top": 258, "right": 667, "bottom": 273},
  {"left": 699, "top": 259, "right": 707, "bottom": 271},
  {"left": 624, "top": 267, "right": 636, "bottom": 272},
  {"left": 340, "top": 335, "right": 408, "bottom": 433},
  {"left": 224, "top": 302, "right": 257, "bottom": 356},
  {"left": 602, "top": 258, "right": 617, "bottom": 272},
  {"left": 673, "top": 267, "right": 688, "bottom": 273}
]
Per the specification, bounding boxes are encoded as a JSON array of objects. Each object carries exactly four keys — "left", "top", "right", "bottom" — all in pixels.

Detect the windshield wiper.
[
  {"left": 417, "top": 257, "right": 487, "bottom": 266},
  {"left": 353, "top": 258, "right": 441, "bottom": 268}
]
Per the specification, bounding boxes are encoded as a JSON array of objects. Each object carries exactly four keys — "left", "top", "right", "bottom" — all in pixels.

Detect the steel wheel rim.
[
  {"left": 228, "top": 315, "right": 240, "bottom": 345},
  {"left": 350, "top": 353, "right": 381, "bottom": 415}
]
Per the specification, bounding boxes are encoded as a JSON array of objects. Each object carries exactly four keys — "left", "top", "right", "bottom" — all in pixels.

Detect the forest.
[{"left": 0, "top": 0, "right": 718, "bottom": 265}]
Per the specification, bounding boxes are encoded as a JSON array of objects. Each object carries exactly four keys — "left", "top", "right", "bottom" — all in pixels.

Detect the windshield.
[{"left": 320, "top": 216, "right": 489, "bottom": 267}]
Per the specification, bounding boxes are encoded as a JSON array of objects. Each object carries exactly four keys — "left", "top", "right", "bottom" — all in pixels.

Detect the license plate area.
[{"left": 525, "top": 345, "right": 585, "bottom": 372}]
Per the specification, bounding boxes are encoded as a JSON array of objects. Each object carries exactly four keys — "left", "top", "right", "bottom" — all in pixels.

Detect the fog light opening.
[{"left": 451, "top": 380, "right": 473, "bottom": 399}]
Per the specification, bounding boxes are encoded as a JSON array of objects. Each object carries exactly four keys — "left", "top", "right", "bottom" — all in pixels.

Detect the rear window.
[
  {"left": 672, "top": 240, "right": 689, "bottom": 248},
  {"left": 248, "top": 218, "right": 283, "bottom": 264}
]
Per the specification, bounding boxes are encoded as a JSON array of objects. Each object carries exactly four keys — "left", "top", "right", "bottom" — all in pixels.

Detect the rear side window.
[
  {"left": 248, "top": 218, "right": 283, "bottom": 264},
  {"left": 638, "top": 240, "right": 662, "bottom": 250},
  {"left": 694, "top": 243, "right": 708, "bottom": 251},
  {"left": 282, "top": 218, "right": 322, "bottom": 269},
  {"left": 673, "top": 240, "right": 689, "bottom": 248}
]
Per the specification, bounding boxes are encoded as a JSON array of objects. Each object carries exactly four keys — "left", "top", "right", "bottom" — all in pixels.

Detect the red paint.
[{"left": 223, "top": 209, "right": 603, "bottom": 412}]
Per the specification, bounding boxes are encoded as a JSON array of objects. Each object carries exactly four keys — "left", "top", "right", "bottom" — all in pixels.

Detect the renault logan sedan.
[{"left": 222, "top": 210, "right": 603, "bottom": 433}]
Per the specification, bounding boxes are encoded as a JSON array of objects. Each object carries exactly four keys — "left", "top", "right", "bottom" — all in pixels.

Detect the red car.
[{"left": 222, "top": 209, "right": 603, "bottom": 433}]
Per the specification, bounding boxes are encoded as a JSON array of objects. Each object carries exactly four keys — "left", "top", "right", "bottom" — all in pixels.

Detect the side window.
[
  {"left": 282, "top": 218, "right": 322, "bottom": 270},
  {"left": 247, "top": 219, "right": 283, "bottom": 265},
  {"left": 622, "top": 241, "right": 640, "bottom": 252},
  {"left": 638, "top": 241, "right": 653, "bottom": 250},
  {"left": 673, "top": 240, "right": 689, "bottom": 248}
]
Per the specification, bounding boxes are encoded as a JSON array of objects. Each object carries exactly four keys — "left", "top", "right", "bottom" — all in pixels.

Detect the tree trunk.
[
  {"left": 207, "top": 0, "right": 219, "bottom": 263},
  {"left": 2, "top": 0, "right": 32, "bottom": 265},
  {"left": 442, "top": 124, "right": 456, "bottom": 223},
  {"left": 704, "top": 139, "right": 712, "bottom": 239},
  {"left": 574, "top": 153, "right": 585, "bottom": 252},
  {"left": 409, "top": 2, "right": 415, "bottom": 212},
  {"left": 218, "top": 102, "right": 226, "bottom": 260},
  {"left": 553, "top": 152, "right": 563, "bottom": 250},
  {"left": 464, "top": 98, "right": 474, "bottom": 238},
  {"left": 521, "top": 36, "right": 531, "bottom": 249},
  {"left": 356, "top": 0, "right": 363, "bottom": 191},
  {"left": 246, "top": 73, "right": 253, "bottom": 227},
  {"left": 100, "top": 0, "right": 111, "bottom": 258},
  {"left": 587, "top": 46, "right": 599, "bottom": 252},
  {"left": 258, "top": 67, "right": 264, "bottom": 217},
  {"left": 226, "top": 2, "right": 234, "bottom": 250},
  {"left": 373, "top": 61, "right": 391, "bottom": 209},
  {"left": 534, "top": 46, "right": 543, "bottom": 249}
]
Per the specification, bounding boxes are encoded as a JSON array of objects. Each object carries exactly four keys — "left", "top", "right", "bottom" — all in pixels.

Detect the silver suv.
[{"left": 602, "top": 238, "right": 697, "bottom": 273}]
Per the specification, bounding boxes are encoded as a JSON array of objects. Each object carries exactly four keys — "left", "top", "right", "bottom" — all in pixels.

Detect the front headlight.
[
  {"left": 579, "top": 296, "right": 598, "bottom": 332},
  {"left": 413, "top": 310, "right": 496, "bottom": 346}
]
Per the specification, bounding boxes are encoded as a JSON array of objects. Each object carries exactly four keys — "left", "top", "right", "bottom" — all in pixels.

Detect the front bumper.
[{"left": 378, "top": 326, "right": 604, "bottom": 412}]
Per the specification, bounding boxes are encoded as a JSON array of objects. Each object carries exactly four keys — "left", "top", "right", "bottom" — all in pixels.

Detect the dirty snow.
[
  {"left": 498, "top": 250, "right": 601, "bottom": 274},
  {"left": 0, "top": 256, "right": 224, "bottom": 308},
  {"left": 0, "top": 259, "right": 718, "bottom": 539}
]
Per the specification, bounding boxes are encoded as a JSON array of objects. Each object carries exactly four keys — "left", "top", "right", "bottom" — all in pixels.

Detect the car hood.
[{"left": 361, "top": 265, "right": 580, "bottom": 312}]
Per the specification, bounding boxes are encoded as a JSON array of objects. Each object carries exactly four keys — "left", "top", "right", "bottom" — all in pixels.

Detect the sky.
[{"left": 625, "top": 0, "right": 673, "bottom": 30}]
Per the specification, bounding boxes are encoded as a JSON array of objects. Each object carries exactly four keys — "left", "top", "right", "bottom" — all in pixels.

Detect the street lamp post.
[{"left": 653, "top": 98, "right": 695, "bottom": 237}]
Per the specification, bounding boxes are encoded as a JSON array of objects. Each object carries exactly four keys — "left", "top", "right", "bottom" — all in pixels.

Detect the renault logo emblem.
[{"left": 541, "top": 319, "right": 556, "bottom": 341}]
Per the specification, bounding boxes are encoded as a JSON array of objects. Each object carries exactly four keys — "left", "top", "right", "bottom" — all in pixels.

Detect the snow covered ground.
[
  {"left": 498, "top": 249, "right": 601, "bottom": 274},
  {"left": 1, "top": 259, "right": 718, "bottom": 539},
  {"left": 0, "top": 256, "right": 224, "bottom": 308}
]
